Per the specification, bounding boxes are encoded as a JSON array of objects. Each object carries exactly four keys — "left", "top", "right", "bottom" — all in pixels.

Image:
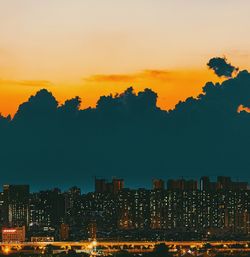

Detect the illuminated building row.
[{"left": 0, "top": 176, "right": 249, "bottom": 241}]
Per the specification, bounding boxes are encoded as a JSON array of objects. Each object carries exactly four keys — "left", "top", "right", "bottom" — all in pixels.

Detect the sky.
[{"left": 1, "top": 0, "right": 250, "bottom": 116}]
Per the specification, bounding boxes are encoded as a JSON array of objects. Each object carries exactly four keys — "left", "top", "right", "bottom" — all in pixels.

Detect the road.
[{"left": 0, "top": 241, "right": 250, "bottom": 254}]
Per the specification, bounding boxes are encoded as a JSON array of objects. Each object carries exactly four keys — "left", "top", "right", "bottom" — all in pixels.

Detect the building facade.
[{"left": 2, "top": 226, "right": 26, "bottom": 242}]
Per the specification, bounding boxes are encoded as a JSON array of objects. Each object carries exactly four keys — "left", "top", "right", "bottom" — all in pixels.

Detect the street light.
[{"left": 3, "top": 246, "right": 10, "bottom": 255}]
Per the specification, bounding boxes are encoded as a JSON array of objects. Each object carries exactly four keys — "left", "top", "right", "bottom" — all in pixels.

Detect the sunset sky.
[{"left": 1, "top": 0, "right": 250, "bottom": 116}]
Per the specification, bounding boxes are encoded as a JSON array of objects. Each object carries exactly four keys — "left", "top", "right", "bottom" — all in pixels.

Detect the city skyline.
[
  {"left": 0, "top": 175, "right": 249, "bottom": 243},
  {"left": 2, "top": 1, "right": 250, "bottom": 255},
  {"left": 0, "top": 175, "right": 248, "bottom": 193}
]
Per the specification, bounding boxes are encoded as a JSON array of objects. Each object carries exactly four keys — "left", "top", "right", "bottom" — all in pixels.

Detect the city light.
[
  {"left": 0, "top": 177, "right": 249, "bottom": 246},
  {"left": 92, "top": 240, "right": 97, "bottom": 247},
  {"left": 3, "top": 246, "right": 10, "bottom": 255},
  {"left": 3, "top": 230, "right": 16, "bottom": 233}
]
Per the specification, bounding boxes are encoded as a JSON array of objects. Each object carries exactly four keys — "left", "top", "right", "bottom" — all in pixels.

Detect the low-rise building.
[{"left": 2, "top": 226, "right": 25, "bottom": 242}]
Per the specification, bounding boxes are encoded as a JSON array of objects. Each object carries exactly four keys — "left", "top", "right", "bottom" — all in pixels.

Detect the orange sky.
[
  {"left": 0, "top": 69, "right": 225, "bottom": 116},
  {"left": 0, "top": 0, "right": 250, "bottom": 116}
]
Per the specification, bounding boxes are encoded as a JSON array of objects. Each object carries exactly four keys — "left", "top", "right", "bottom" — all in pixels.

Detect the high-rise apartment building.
[
  {"left": 95, "top": 178, "right": 124, "bottom": 194},
  {"left": 167, "top": 179, "right": 198, "bottom": 190},
  {"left": 152, "top": 179, "right": 165, "bottom": 190},
  {"left": 3, "top": 185, "right": 29, "bottom": 227}
]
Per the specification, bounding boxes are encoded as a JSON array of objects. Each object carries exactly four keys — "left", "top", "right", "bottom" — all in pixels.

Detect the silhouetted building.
[
  {"left": 167, "top": 179, "right": 198, "bottom": 190},
  {"left": 153, "top": 179, "right": 165, "bottom": 190},
  {"left": 200, "top": 176, "right": 248, "bottom": 191},
  {"left": 112, "top": 178, "right": 124, "bottom": 194},
  {"left": 94, "top": 178, "right": 124, "bottom": 194},
  {"left": 217, "top": 176, "right": 232, "bottom": 190},
  {"left": 200, "top": 176, "right": 210, "bottom": 191},
  {"left": 95, "top": 179, "right": 107, "bottom": 193}
]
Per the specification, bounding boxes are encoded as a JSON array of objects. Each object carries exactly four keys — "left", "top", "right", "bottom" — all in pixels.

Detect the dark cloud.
[
  {"left": 0, "top": 58, "right": 250, "bottom": 190},
  {"left": 13, "top": 89, "right": 58, "bottom": 122},
  {"left": 207, "top": 57, "right": 239, "bottom": 77}
]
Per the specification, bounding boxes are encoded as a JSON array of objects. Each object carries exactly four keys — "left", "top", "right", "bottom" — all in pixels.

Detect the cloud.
[
  {"left": 86, "top": 74, "right": 136, "bottom": 82},
  {"left": 0, "top": 79, "right": 52, "bottom": 87},
  {"left": 14, "top": 89, "right": 58, "bottom": 122},
  {"left": 143, "top": 69, "right": 170, "bottom": 80},
  {"left": 1, "top": 57, "right": 250, "bottom": 188},
  {"left": 84, "top": 69, "right": 171, "bottom": 83},
  {"left": 17, "top": 80, "right": 53, "bottom": 87},
  {"left": 207, "top": 57, "right": 239, "bottom": 78}
]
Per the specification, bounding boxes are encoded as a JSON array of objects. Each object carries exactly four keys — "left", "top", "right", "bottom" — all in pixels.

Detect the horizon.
[{"left": 1, "top": 174, "right": 249, "bottom": 193}]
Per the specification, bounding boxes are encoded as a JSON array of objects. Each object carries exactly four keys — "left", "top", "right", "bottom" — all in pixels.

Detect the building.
[
  {"left": 31, "top": 236, "right": 54, "bottom": 242},
  {"left": 200, "top": 176, "right": 210, "bottom": 191},
  {"left": 0, "top": 176, "right": 249, "bottom": 241},
  {"left": 112, "top": 178, "right": 124, "bottom": 194},
  {"left": 0, "top": 192, "right": 4, "bottom": 226},
  {"left": 64, "top": 187, "right": 81, "bottom": 231},
  {"left": 3, "top": 185, "right": 29, "bottom": 227},
  {"left": 95, "top": 179, "right": 107, "bottom": 193},
  {"left": 94, "top": 178, "right": 124, "bottom": 194},
  {"left": 167, "top": 179, "right": 198, "bottom": 190},
  {"left": 117, "top": 189, "right": 134, "bottom": 229},
  {"left": 29, "top": 189, "right": 65, "bottom": 238},
  {"left": 87, "top": 221, "right": 97, "bottom": 240},
  {"left": 217, "top": 176, "right": 232, "bottom": 190},
  {"left": 133, "top": 189, "right": 150, "bottom": 229},
  {"left": 200, "top": 176, "right": 248, "bottom": 191},
  {"left": 2, "top": 226, "right": 25, "bottom": 242},
  {"left": 64, "top": 186, "right": 81, "bottom": 212},
  {"left": 150, "top": 189, "right": 165, "bottom": 229},
  {"left": 153, "top": 179, "right": 165, "bottom": 190},
  {"left": 60, "top": 223, "right": 69, "bottom": 241}
]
